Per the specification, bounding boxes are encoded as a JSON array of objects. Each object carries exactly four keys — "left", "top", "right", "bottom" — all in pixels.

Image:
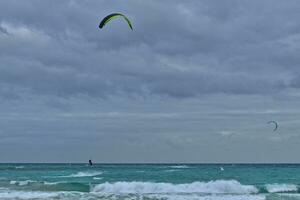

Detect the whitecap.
[
  {"left": 91, "top": 180, "right": 258, "bottom": 194},
  {"left": 266, "top": 183, "right": 298, "bottom": 193},
  {"left": 9, "top": 180, "right": 36, "bottom": 186},
  {"left": 43, "top": 181, "right": 67, "bottom": 185},
  {"left": 93, "top": 177, "right": 103, "bottom": 180},
  {"left": 61, "top": 171, "right": 103, "bottom": 178},
  {"left": 169, "top": 165, "right": 190, "bottom": 169}
]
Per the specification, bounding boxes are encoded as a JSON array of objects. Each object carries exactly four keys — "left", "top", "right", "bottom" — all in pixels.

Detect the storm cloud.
[{"left": 1, "top": 0, "right": 300, "bottom": 162}]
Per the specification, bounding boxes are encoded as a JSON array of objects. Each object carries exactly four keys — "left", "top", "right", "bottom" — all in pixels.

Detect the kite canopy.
[
  {"left": 99, "top": 13, "right": 133, "bottom": 30},
  {"left": 267, "top": 121, "right": 278, "bottom": 132}
]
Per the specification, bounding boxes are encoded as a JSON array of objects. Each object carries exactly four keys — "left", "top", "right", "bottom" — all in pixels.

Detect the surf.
[{"left": 91, "top": 180, "right": 258, "bottom": 194}]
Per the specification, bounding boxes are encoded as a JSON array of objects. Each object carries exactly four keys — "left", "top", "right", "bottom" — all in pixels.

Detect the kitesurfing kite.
[
  {"left": 99, "top": 13, "right": 133, "bottom": 30},
  {"left": 267, "top": 121, "right": 278, "bottom": 132}
]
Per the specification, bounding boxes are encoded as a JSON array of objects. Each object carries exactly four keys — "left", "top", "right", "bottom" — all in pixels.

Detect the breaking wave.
[
  {"left": 91, "top": 180, "right": 258, "bottom": 194},
  {"left": 61, "top": 171, "right": 103, "bottom": 178},
  {"left": 10, "top": 180, "right": 36, "bottom": 186},
  {"left": 169, "top": 165, "right": 190, "bottom": 169},
  {"left": 265, "top": 183, "right": 298, "bottom": 193}
]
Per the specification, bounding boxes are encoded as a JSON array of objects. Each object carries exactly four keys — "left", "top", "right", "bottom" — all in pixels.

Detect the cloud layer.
[{"left": 1, "top": 0, "right": 300, "bottom": 162}]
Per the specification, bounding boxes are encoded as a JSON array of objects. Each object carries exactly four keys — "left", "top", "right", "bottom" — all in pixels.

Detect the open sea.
[{"left": 0, "top": 164, "right": 300, "bottom": 200}]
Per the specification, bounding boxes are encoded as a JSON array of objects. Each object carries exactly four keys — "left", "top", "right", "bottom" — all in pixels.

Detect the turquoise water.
[{"left": 0, "top": 164, "right": 300, "bottom": 199}]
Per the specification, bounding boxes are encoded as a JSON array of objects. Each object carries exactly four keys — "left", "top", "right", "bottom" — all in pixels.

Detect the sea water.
[{"left": 0, "top": 164, "right": 299, "bottom": 199}]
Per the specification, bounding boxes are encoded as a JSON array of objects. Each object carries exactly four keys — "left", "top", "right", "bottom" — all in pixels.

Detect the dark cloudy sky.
[{"left": 1, "top": 0, "right": 300, "bottom": 163}]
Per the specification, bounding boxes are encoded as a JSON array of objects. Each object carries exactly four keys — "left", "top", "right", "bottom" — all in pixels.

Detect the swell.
[{"left": 6, "top": 180, "right": 90, "bottom": 192}]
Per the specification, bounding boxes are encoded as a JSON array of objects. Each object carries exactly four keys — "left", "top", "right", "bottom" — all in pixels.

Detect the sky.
[{"left": 0, "top": 0, "right": 300, "bottom": 163}]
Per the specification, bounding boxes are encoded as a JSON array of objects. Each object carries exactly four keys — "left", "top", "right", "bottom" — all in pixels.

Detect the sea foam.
[
  {"left": 62, "top": 171, "right": 103, "bottom": 178},
  {"left": 146, "top": 194, "right": 266, "bottom": 200},
  {"left": 169, "top": 165, "right": 190, "bottom": 169},
  {"left": 0, "top": 190, "right": 265, "bottom": 200},
  {"left": 0, "top": 190, "right": 85, "bottom": 200},
  {"left": 10, "top": 180, "right": 36, "bottom": 186},
  {"left": 265, "top": 183, "right": 298, "bottom": 193},
  {"left": 91, "top": 180, "right": 258, "bottom": 194},
  {"left": 0, "top": 190, "right": 58, "bottom": 199}
]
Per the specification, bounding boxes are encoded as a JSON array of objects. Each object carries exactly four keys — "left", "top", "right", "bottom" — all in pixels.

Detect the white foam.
[
  {"left": 266, "top": 183, "right": 298, "bottom": 193},
  {"left": 0, "top": 190, "right": 90, "bottom": 200},
  {"left": 15, "top": 166, "right": 25, "bottom": 169},
  {"left": 170, "top": 165, "right": 190, "bottom": 169},
  {"left": 93, "top": 177, "right": 103, "bottom": 180},
  {"left": 10, "top": 180, "right": 68, "bottom": 186},
  {"left": 146, "top": 194, "right": 266, "bottom": 200},
  {"left": 0, "top": 190, "right": 266, "bottom": 200},
  {"left": 18, "top": 181, "right": 30, "bottom": 186},
  {"left": 0, "top": 190, "right": 58, "bottom": 199},
  {"left": 9, "top": 180, "right": 36, "bottom": 186},
  {"left": 62, "top": 171, "right": 103, "bottom": 178},
  {"left": 9, "top": 181, "right": 16, "bottom": 185},
  {"left": 43, "top": 181, "right": 67, "bottom": 185},
  {"left": 91, "top": 180, "right": 258, "bottom": 194}
]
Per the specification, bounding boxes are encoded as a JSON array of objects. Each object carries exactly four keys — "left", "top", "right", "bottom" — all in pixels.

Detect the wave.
[
  {"left": 0, "top": 189, "right": 85, "bottom": 199},
  {"left": 0, "top": 190, "right": 266, "bottom": 200},
  {"left": 93, "top": 177, "right": 103, "bottom": 180},
  {"left": 8, "top": 180, "right": 90, "bottom": 192},
  {"left": 0, "top": 191, "right": 59, "bottom": 199},
  {"left": 61, "top": 171, "right": 103, "bottom": 178},
  {"left": 164, "top": 169, "right": 180, "bottom": 172},
  {"left": 43, "top": 181, "right": 67, "bottom": 185},
  {"left": 9, "top": 180, "right": 36, "bottom": 186},
  {"left": 91, "top": 180, "right": 258, "bottom": 194},
  {"left": 265, "top": 183, "right": 298, "bottom": 193},
  {"left": 169, "top": 165, "right": 190, "bottom": 169}
]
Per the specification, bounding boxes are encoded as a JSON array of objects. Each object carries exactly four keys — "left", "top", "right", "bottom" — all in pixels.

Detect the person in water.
[{"left": 89, "top": 159, "right": 93, "bottom": 166}]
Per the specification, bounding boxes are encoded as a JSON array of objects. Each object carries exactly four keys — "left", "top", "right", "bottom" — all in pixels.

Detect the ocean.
[{"left": 0, "top": 164, "right": 300, "bottom": 200}]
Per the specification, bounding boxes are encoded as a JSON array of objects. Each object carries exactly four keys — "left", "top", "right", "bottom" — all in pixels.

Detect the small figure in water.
[{"left": 89, "top": 159, "right": 93, "bottom": 166}]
